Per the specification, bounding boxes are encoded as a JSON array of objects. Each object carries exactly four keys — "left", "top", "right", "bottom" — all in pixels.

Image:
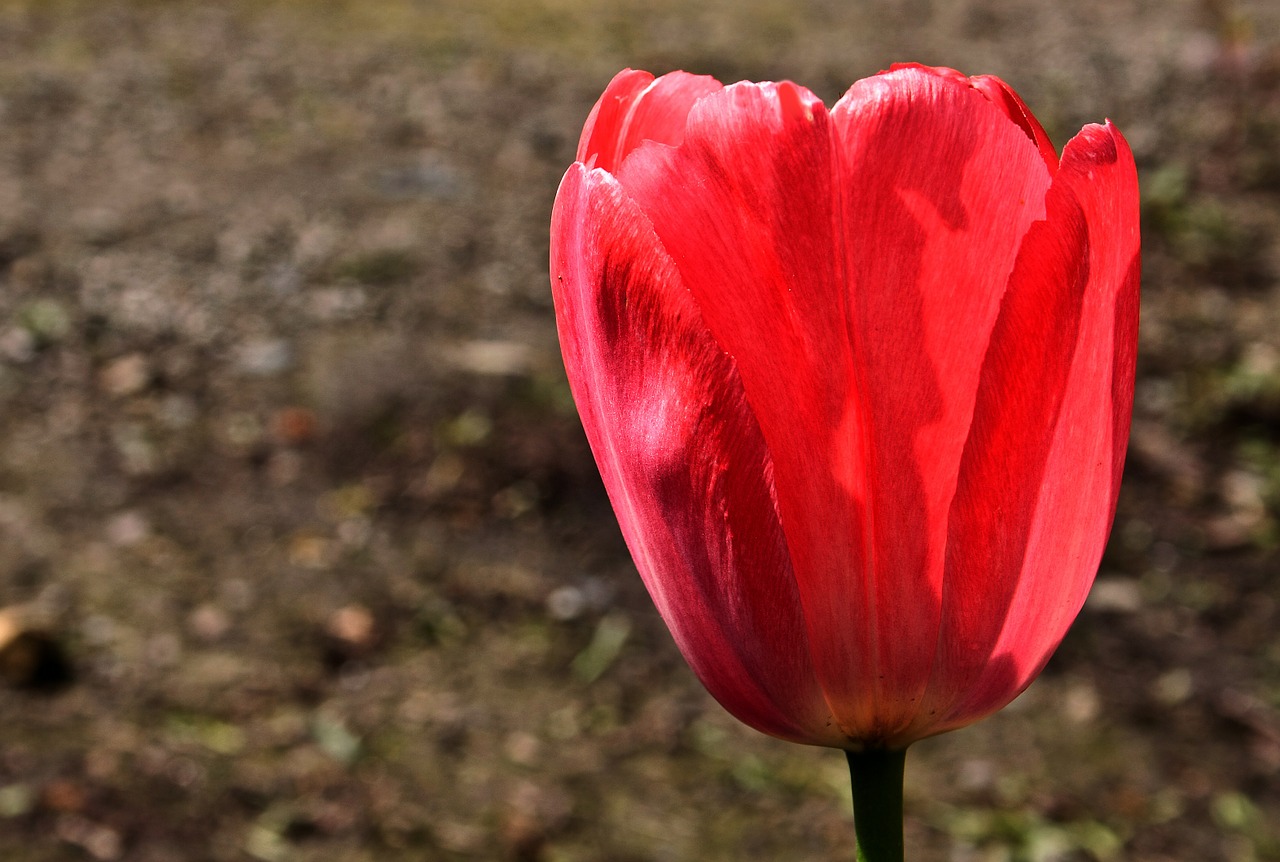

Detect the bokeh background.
[{"left": 0, "top": 0, "right": 1278, "bottom": 859}]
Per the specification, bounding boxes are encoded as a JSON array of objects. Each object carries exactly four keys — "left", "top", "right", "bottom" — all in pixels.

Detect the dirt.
[{"left": 0, "top": 0, "right": 1278, "bottom": 860}]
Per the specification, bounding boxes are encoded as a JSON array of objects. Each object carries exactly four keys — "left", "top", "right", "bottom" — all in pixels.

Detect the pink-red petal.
[
  {"left": 550, "top": 163, "right": 837, "bottom": 746},
  {"left": 968, "top": 74, "right": 1059, "bottom": 174},
  {"left": 617, "top": 80, "right": 879, "bottom": 740},
  {"left": 940, "top": 121, "right": 1141, "bottom": 730},
  {"left": 829, "top": 64, "right": 1056, "bottom": 738},
  {"left": 577, "top": 69, "right": 722, "bottom": 173},
  {"left": 910, "top": 168, "right": 1092, "bottom": 739}
]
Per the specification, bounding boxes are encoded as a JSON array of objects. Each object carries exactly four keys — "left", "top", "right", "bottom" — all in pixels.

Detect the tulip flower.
[{"left": 551, "top": 63, "right": 1139, "bottom": 859}]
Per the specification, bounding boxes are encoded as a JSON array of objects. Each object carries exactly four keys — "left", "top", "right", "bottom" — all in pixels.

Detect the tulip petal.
[
  {"left": 885, "top": 64, "right": 1057, "bottom": 172},
  {"left": 968, "top": 74, "right": 1059, "bottom": 174},
  {"left": 829, "top": 65, "right": 1056, "bottom": 737},
  {"left": 910, "top": 167, "right": 1091, "bottom": 737},
  {"left": 617, "top": 81, "right": 885, "bottom": 739},
  {"left": 935, "top": 122, "right": 1140, "bottom": 731},
  {"left": 577, "top": 69, "right": 722, "bottom": 173},
  {"left": 550, "top": 163, "right": 837, "bottom": 745}
]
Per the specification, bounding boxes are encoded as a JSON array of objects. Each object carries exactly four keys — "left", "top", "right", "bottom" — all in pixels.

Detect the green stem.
[{"left": 846, "top": 747, "right": 907, "bottom": 862}]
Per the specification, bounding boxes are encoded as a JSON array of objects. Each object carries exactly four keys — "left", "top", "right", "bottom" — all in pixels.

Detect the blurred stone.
[
  {"left": 445, "top": 339, "right": 533, "bottom": 376},
  {"left": 0, "top": 783, "right": 35, "bottom": 818},
  {"left": 956, "top": 758, "right": 996, "bottom": 793},
  {"left": 0, "top": 327, "right": 36, "bottom": 363},
  {"left": 234, "top": 339, "right": 293, "bottom": 376},
  {"left": 288, "top": 533, "right": 332, "bottom": 569},
  {"left": 98, "top": 353, "right": 150, "bottom": 396},
  {"left": 41, "top": 779, "right": 87, "bottom": 813},
  {"left": 222, "top": 412, "right": 263, "bottom": 449},
  {"left": 503, "top": 731, "right": 541, "bottom": 767},
  {"left": 1086, "top": 578, "right": 1143, "bottom": 614},
  {"left": 1221, "top": 469, "right": 1267, "bottom": 521},
  {"left": 1063, "top": 680, "right": 1102, "bottom": 724},
  {"left": 306, "top": 285, "right": 367, "bottom": 322},
  {"left": 1153, "top": 668, "right": 1194, "bottom": 706},
  {"left": 0, "top": 606, "right": 73, "bottom": 690},
  {"left": 71, "top": 206, "right": 132, "bottom": 245},
  {"left": 17, "top": 298, "right": 71, "bottom": 345},
  {"left": 105, "top": 510, "right": 150, "bottom": 547},
  {"left": 324, "top": 604, "right": 377, "bottom": 668},
  {"left": 545, "top": 585, "right": 585, "bottom": 622},
  {"left": 270, "top": 406, "right": 318, "bottom": 446},
  {"left": 328, "top": 605, "right": 374, "bottom": 646}
]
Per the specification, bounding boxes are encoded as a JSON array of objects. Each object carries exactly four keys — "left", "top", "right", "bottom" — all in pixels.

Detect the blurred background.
[{"left": 0, "top": 0, "right": 1277, "bottom": 859}]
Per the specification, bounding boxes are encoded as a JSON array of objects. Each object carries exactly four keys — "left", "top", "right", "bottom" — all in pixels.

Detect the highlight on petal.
[
  {"left": 550, "top": 163, "right": 838, "bottom": 746},
  {"left": 937, "top": 120, "right": 1140, "bottom": 732},
  {"left": 968, "top": 75, "right": 1059, "bottom": 173},
  {"left": 913, "top": 172, "right": 1093, "bottom": 738},
  {"left": 617, "top": 79, "right": 890, "bottom": 740},
  {"left": 576, "top": 68, "right": 722, "bottom": 173},
  {"left": 880, "top": 64, "right": 1058, "bottom": 174},
  {"left": 829, "top": 63, "right": 1056, "bottom": 739}
]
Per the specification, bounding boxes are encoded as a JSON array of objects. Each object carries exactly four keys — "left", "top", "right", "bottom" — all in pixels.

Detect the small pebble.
[
  {"left": 326, "top": 604, "right": 375, "bottom": 653},
  {"left": 271, "top": 406, "right": 317, "bottom": 446},
  {"left": 1086, "top": 578, "right": 1143, "bottom": 614},
  {"left": 98, "top": 354, "right": 150, "bottom": 397},
  {"left": 0, "top": 327, "right": 36, "bottom": 363},
  {"left": 188, "top": 604, "right": 231, "bottom": 642},
  {"left": 105, "top": 510, "right": 150, "bottom": 547},
  {"left": 546, "top": 586, "right": 585, "bottom": 621},
  {"left": 234, "top": 339, "right": 293, "bottom": 376}
]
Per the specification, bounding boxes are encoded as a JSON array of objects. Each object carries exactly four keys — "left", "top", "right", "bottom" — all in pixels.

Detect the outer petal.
[
  {"left": 616, "top": 81, "right": 876, "bottom": 740},
  {"left": 577, "top": 69, "right": 722, "bottom": 173},
  {"left": 967, "top": 73, "right": 1059, "bottom": 174},
  {"left": 909, "top": 161, "right": 1092, "bottom": 739},
  {"left": 829, "top": 65, "right": 1055, "bottom": 738},
  {"left": 891, "top": 65, "right": 1056, "bottom": 170},
  {"left": 550, "top": 163, "right": 837, "bottom": 746},
  {"left": 936, "top": 122, "right": 1141, "bottom": 731}
]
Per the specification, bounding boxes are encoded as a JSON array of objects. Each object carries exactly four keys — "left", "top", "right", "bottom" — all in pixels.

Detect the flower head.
[{"left": 551, "top": 65, "right": 1140, "bottom": 750}]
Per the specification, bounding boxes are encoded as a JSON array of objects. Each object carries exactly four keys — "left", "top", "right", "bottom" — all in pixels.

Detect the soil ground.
[{"left": 0, "top": 1, "right": 1279, "bottom": 860}]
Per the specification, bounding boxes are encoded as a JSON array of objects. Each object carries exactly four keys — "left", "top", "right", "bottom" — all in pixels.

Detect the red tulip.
[{"left": 551, "top": 64, "right": 1139, "bottom": 752}]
